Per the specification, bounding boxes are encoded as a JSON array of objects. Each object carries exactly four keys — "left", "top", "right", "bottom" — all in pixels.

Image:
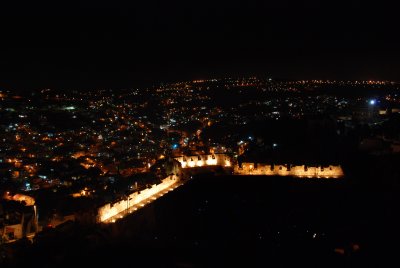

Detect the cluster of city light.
[{"left": 4, "top": 192, "right": 36, "bottom": 206}]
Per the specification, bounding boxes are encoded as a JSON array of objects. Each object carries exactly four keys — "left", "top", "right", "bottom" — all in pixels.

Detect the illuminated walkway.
[{"left": 102, "top": 180, "right": 184, "bottom": 224}]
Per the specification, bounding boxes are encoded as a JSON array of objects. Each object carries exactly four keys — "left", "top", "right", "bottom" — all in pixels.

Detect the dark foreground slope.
[{"left": 6, "top": 175, "right": 399, "bottom": 267}]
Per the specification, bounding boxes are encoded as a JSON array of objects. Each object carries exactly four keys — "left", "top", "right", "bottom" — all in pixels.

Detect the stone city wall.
[
  {"left": 235, "top": 163, "right": 344, "bottom": 178},
  {"left": 97, "top": 175, "right": 179, "bottom": 223},
  {"left": 174, "top": 154, "right": 231, "bottom": 168}
]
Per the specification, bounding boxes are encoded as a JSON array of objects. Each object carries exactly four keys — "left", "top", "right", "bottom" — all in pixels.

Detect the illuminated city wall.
[
  {"left": 97, "top": 175, "right": 179, "bottom": 223},
  {"left": 235, "top": 163, "right": 344, "bottom": 178},
  {"left": 174, "top": 154, "right": 231, "bottom": 168}
]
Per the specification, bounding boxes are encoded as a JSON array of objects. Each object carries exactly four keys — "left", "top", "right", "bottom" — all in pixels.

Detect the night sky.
[{"left": 1, "top": 1, "right": 399, "bottom": 90}]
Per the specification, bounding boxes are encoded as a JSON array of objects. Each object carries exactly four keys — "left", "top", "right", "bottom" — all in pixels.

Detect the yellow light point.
[
  {"left": 206, "top": 157, "right": 217, "bottom": 165},
  {"left": 197, "top": 160, "right": 204, "bottom": 166}
]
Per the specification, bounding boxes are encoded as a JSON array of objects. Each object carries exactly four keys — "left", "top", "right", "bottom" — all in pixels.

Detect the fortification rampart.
[
  {"left": 97, "top": 175, "right": 179, "bottom": 223},
  {"left": 174, "top": 154, "right": 231, "bottom": 168},
  {"left": 235, "top": 163, "right": 344, "bottom": 178}
]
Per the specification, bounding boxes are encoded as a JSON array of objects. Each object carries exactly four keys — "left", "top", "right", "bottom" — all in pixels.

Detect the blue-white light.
[{"left": 369, "top": 99, "right": 376, "bottom": 105}]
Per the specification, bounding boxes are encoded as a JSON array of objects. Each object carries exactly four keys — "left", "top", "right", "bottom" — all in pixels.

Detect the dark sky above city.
[{"left": 1, "top": 1, "right": 399, "bottom": 90}]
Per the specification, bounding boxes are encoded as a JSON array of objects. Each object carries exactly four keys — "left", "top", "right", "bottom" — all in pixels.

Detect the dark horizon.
[{"left": 1, "top": 1, "right": 400, "bottom": 90}]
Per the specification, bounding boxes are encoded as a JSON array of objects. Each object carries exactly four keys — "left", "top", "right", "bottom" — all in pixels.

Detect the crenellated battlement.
[
  {"left": 235, "top": 163, "right": 344, "bottom": 178},
  {"left": 175, "top": 154, "right": 343, "bottom": 178},
  {"left": 97, "top": 175, "right": 180, "bottom": 223},
  {"left": 174, "top": 154, "right": 231, "bottom": 168}
]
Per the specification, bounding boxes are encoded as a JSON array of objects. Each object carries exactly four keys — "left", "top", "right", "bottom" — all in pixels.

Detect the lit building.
[{"left": 1, "top": 194, "right": 38, "bottom": 243}]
